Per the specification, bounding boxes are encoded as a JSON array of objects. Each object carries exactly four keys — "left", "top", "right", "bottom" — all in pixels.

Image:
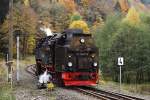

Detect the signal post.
[{"left": 118, "top": 57, "right": 124, "bottom": 93}]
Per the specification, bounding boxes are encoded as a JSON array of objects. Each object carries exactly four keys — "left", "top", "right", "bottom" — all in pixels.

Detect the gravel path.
[{"left": 13, "top": 63, "right": 99, "bottom": 100}]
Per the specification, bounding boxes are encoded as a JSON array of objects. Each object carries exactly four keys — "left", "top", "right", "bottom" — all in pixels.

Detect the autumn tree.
[
  {"left": 69, "top": 20, "right": 89, "bottom": 33},
  {"left": 76, "top": 0, "right": 116, "bottom": 25},
  {"left": 30, "top": 0, "right": 70, "bottom": 32},
  {"left": 80, "top": 0, "right": 90, "bottom": 8},
  {"left": 123, "top": 7, "right": 141, "bottom": 25},
  {"left": 49, "top": 2, "right": 70, "bottom": 32},
  {"left": 60, "top": 0, "right": 76, "bottom": 13},
  {"left": 0, "top": 5, "right": 37, "bottom": 57},
  {"left": 23, "top": 0, "right": 30, "bottom": 6},
  {"left": 30, "top": 0, "right": 51, "bottom": 16},
  {"left": 0, "top": 0, "right": 9, "bottom": 56}
]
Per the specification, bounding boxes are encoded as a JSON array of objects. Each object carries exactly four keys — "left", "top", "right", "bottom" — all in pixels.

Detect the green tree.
[
  {"left": 94, "top": 14, "right": 150, "bottom": 83},
  {"left": 94, "top": 15, "right": 121, "bottom": 79},
  {"left": 109, "top": 23, "right": 150, "bottom": 83}
]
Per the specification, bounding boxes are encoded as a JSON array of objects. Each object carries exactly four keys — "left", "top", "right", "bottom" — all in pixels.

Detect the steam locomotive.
[{"left": 35, "top": 29, "right": 99, "bottom": 86}]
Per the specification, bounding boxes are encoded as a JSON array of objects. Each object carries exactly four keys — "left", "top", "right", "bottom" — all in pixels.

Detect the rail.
[{"left": 75, "top": 86, "right": 144, "bottom": 100}]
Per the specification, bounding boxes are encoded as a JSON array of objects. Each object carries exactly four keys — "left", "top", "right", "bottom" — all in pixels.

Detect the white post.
[
  {"left": 119, "top": 65, "right": 121, "bottom": 93},
  {"left": 118, "top": 57, "right": 124, "bottom": 93},
  {"left": 16, "top": 36, "right": 19, "bottom": 82}
]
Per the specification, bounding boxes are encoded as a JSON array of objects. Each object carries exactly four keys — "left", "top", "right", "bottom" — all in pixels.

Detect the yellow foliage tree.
[
  {"left": 1, "top": 6, "right": 37, "bottom": 55},
  {"left": 123, "top": 7, "right": 141, "bottom": 25},
  {"left": 24, "top": 0, "right": 30, "bottom": 6},
  {"left": 60, "top": 0, "right": 76, "bottom": 13},
  {"left": 81, "top": 0, "right": 90, "bottom": 8},
  {"left": 27, "top": 35, "right": 35, "bottom": 54},
  {"left": 69, "top": 20, "right": 89, "bottom": 33}
]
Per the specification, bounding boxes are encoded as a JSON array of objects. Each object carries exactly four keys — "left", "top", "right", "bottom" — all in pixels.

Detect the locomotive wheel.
[{"left": 55, "top": 72, "right": 64, "bottom": 87}]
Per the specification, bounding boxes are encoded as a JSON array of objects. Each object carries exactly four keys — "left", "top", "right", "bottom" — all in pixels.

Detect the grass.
[
  {"left": 122, "top": 83, "right": 150, "bottom": 94},
  {"left": 98, "top": 80, "right": 150, "bottom": 95},
  {"left": 0, "top": 59, "right": 7, "bottom": 82},
  {"left": 0, "top": 83, "right": 16, "bottom": 100},
  {"left": 0, "top": 59, "right": 15, "bottom": 100},
  {"left": 0, "top": 56, "right": 35, "bottom": 100}
]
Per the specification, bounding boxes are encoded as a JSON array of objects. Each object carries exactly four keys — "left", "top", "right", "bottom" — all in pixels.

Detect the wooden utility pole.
[{"left": 8, "top": 0, "right": 13, "bottom": 86}]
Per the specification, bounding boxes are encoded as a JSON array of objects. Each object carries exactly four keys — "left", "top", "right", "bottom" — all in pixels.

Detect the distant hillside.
[{"left": 0, "top": 0, "right": 149, "bottom": 26}]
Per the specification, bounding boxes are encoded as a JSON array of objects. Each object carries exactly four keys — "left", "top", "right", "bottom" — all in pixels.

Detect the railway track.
[
  {"left": 75, "top": 87, "right": 144, "bottom": 100},
  {"left": 25, "top": 64, "right": 36, "bottom": 77},
  {"left": 26, "top": 65, "right": 145, "bottom": 100}
]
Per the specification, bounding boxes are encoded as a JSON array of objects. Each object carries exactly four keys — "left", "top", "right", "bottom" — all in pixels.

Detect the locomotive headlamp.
[
  {"left": 91, "top": 54, "right": 95, "bottom": 58},
  {"left": 62, "top": 35, "right": 66, "bottom": 39},
  {"left": 68, "top": 55, "right": 71, "bottom": 58},
  {"left": 80, "top": 38, "right": 85, "bottom": 43},
  {"left": 93, "top": 62, "right": 98, "bottom": 67},
  {"left": 68, "top": 62, "right": 72, "bottom": 67}
]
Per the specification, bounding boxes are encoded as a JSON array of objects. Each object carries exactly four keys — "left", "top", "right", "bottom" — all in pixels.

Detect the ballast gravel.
[{"left": 13, "top": 63, "right": 100, "bottom": 100}]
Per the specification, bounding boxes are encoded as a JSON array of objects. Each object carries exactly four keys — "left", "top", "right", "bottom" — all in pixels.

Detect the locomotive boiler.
[{"left": 35, "top": 29, "right": 99, "bottom": 86}]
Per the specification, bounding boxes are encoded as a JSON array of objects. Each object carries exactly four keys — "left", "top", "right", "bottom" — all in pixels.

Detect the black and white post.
[{"left": 118, "top": 57, "right": 124, "bottom": 93}]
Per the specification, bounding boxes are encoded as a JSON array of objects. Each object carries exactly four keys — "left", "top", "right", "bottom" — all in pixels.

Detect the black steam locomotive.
[{"left": 35, "top": 29, "right": 99, "bottom": 86}]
